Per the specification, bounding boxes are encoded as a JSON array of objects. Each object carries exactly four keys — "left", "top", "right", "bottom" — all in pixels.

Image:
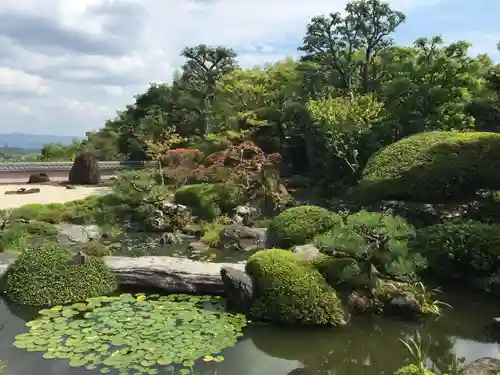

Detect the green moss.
[
  {"left": 360, "top": 131, "right": 500, "bottom": 202},
  {"left": 174, "top": 183, "right": 246, "bottom": 220},
  {"left": 5, "top": 242, "right": 117, "bottom": 306},
  {"left": 269, "top": 205, "right": 342, "bottom": 247},
  {"left": 311, "top": 253, "right": 366, "bottom": 288},
  {"left": 200, "top": 216, "right": 230, "bottom": 248},
  {"left": 0, "top": 221, "right": 57, "bottom": 252},
  {"left": 245, "top": 249, "right": 345, "bottom": 325},
  {"left": 413, "top": 219, "right": 500, "bottom": 278}
]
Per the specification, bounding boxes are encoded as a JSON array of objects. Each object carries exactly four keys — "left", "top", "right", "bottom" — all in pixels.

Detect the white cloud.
[{"left": 0, "top": 0, "right": 496, "bottom": 136}]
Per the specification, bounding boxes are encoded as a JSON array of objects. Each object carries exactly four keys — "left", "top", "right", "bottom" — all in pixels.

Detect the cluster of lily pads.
[{"left": 13, "top": 293, "right": 247, "bottom": 375}]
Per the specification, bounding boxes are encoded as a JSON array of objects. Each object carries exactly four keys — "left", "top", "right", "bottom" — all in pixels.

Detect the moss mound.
[
  {"left": 269, "top": 205, "right": 342, "bottom": 247},
  {"left": 360, "top": 131, "right": 500, "bottom": 202},
  {"left": 5, "top": 243, "right": 117, "bottom": 305},
  {"left": 0, "top": 221, "right": 57, "bottom": 252},
  {"left": 174, "top": 183, "right": 246, "bottom": 220},
  {"left": 413, "top": 219, "right": 500, "bottom": 278},
  {"left": 246, "top": 249, "right": 345, "bottom": 325}
]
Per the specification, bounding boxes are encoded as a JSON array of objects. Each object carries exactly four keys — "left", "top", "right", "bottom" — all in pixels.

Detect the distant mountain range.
[{"left": 0, "top": 133, "right": 80, "bottom": 151}]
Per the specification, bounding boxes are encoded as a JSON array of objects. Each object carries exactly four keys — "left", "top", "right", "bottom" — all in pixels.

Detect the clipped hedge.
[
  {"left": 246, "top": 249, "right": 345, "bottom": 325},
  {"left": 269, "top": 205, "right": 342, "bottom": 247},
  {"left": 360, "top": 131, "right": 500, "bottom": 202},
  {"left": 412, "top": 219, "right": 500, "bottom": 278},
  {"left": 5, "top": 243, "right": 117, "bottom": 305},
  {"left": 174, "top": 183, "right": 246, "bottom": 220}
]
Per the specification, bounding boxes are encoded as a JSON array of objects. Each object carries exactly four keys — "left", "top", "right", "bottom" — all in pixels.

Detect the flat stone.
[{"left": 0, "top": 253, "right": 246, "bottom": 295}]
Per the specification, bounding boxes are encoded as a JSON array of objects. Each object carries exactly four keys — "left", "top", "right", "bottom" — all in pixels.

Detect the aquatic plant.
[
  {"left": 0, "top": 360, "right": 5, "bottom": 373},
  {"left": 13, "top": 293, "right": 246, "bottom": 375},
  {"left": 405, "top": 282, "right": 451, "bottom": 316}
]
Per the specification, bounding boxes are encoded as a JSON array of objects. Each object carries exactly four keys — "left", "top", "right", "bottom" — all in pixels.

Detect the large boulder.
[
  {"left": 56, "top": 223, "right": 101, "bottom": 245},
  {"left": 28, "top": 172, "right": 50, "bottom": 183},
  {"left": 220, "top": 266, "right": 254, "bottom": 314},
  {"left": 460, "top": 357, "right": 500, "bottom": 374},
  {"left": 219, "top": 224, "right": 268, "bottom": 251},
  {"left": 69, "top": 152, "right": 101, "bottom": 185}
]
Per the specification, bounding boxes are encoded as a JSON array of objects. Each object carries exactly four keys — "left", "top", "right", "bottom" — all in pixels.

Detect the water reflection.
[{"left": 0, "top": 285, "right": 500, "bottom": 375}]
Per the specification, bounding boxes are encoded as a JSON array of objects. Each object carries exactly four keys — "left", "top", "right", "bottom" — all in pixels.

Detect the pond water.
[
  {"left": 1, "top": 285, "right": 500, "bottom": 375},
  {"left": 102, "top": 232, "right": 254, "bottom": 263}
]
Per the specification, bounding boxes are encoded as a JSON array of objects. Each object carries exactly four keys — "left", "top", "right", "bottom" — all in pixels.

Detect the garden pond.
[{"left": 1, "top": 285, "right": 500, "bottom": 375}]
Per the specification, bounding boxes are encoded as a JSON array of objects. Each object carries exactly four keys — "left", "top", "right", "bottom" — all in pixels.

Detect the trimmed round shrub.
[
  {"left": 269, "top": 205, "right": 342, "bottom": 247},
  {"left": 246, "top": 249, "right": 345, "bottom": 325},
  {"left": 28, "top": 172, "right": 50, "bottom": 183},
  {"left": 5, "top": 243, "right": 117, "bottom": 305},
  {"left": 412, "top": 219, "right": 500, "bottom": 278},
  {"left": 360, "top": 131, "right": 500, "bottom": 202},
  {"left": 174, "top": 183, "right": 246, "bottom": 220},
  {"left": 69, "top": 152, "right": 101, "bottom": 185}
]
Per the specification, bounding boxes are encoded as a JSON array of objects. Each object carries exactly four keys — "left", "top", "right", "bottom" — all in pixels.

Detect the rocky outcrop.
[
  {"left": 232, "top": 205, "right": 259, "bottom": 226},
  {"left": 219, "top": 224, "right": 268, "bottom": 251},
  {"left": 220, "top": 266, "right": 253, "bottom": 314},
  {"left": 56, "top": 223, "right": 101, "bottom": 245},
  {"left": 291, "top": 244, "right": 320, "bottom": 261},
  {"left": 460, "top": 357, "right": 500, "bottom": 374},
  {"left": 104, "top": 256, "right": 245, "bottom": 295},
  {"left": 4, "top": 187, "right": 41, "bottom": 195},
  {"left": 0, "top": 253, "right": 245, "bottom": 295}
]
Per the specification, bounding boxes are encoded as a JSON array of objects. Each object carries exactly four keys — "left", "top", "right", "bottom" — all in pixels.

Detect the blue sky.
[{"left": 0, "top": 0, "right": 498, "bottom": 137}]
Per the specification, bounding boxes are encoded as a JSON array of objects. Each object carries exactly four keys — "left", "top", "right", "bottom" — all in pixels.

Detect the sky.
[{"left": 0, "top": 0, "right": 499, "bottom": 137}]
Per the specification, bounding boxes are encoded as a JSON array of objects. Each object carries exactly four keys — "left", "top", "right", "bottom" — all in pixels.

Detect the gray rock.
[
  {"left": 56, "top": 223, "right": 101, "bottom": 245},
  {"left": 104, "top": 256, "right": 245, "bottom": 294},
  {"left": 233, "top": 205, "right": 259, "bottom": 226},
  {"left": 160, "top": 232, "right": 180, "bottom": 245},
  {"left": 188, "top": 241, "right": 210, "bottom": 253},
  {"left": 220, "top": 266, "right": 253, "bottom": 314},
  {"left": 291, "top": 244, "right": 320, "bottom": 261},
  {"left": 219, "top": 224, "right": 269, "bottom": 252},
  {"left": 0, "top": 253, "right": 245, "bottom": 295},
  {"left": 461, "top": 357, "right": 500, "bottom": 374}
]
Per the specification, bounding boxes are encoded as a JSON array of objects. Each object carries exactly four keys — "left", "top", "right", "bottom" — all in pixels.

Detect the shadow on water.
[
  {"left": 1, "top": 284, "right": 500, "bottom": 375},
  {"left": 102, "top": 232, "right": 255, "bottom": 263}
]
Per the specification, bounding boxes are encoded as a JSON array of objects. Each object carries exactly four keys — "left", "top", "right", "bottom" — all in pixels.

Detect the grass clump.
[
  {"left": 5, "top": 242, "right": 117, "bottom": 306},
  {"left": 246, "top": 249, "right": 345, "bottom": 325}
]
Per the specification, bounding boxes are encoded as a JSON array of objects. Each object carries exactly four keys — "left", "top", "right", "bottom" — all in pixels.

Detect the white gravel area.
[{"left": 0, "top": 184, "right": 112, "bottom": 209}]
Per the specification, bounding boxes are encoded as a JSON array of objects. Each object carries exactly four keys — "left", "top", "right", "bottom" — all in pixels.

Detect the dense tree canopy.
[{"left": 40, "top": 0, "right": 500, "bottom": 192}]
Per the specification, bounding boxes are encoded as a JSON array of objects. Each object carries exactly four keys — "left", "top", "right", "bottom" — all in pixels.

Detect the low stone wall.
[{"left": 0, "top": 253, "right": 245, "bottom": 295}]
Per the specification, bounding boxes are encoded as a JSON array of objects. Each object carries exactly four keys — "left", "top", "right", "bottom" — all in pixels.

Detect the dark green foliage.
[
  {"left": 360, "top": 131, "right": 500, "bottom": 203},
  {"left": 174, "top": 183, "right": 246, "bottom": 220},
  {"left": 5, "top": 243, "right": 117, "bottom": 305},
  {"left": 0, "top": 221, "right": 57, "bottom": 252},
  {"left": 69, "top": 152, "right": 101, "bottom": 185},
  {"left": 246, "top": 249, "right": 345, "bottom": 325},
  {"left": 315, "top": 211, "right": 420, "bottom": 285},
  {"left": 413, "top": 220, "right": 500, "bottom": 278},
  {"left": 269, "top": 205, "right": 342, "bottom": 247},
  {"left": 312, "top": 253, "right": 368, "bottom": 288},
  {"left": 466, "top": 190, "right": 500, "bottom": 223}
]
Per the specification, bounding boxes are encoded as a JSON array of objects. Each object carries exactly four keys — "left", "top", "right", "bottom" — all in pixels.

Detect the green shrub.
[
  {"left": 269, "top": 205, "right": 342, "bottom": 247},
  {"left": 393, "top": 364, "right": 436, "bottom": 375},
  {"left": 0, "top": 221, "right": 57, "bottom": 252},
  {"left": 5, "top": 242, "right": 117, "bottom": 305},
  {"left": 360, "top": 131, "right": 500, "bottom": 202},
  {"left": 245, "top": 249, "right": 345, "bottom": 325},
  {"left": 200, "top": 216, "right": 231, "bottom": 248},
  {"left": 8, "top": 203, "right": 73, "bottom": 223},
  {"left": 174, "top": 183, "right": 246, "bottom": 220},
  {"left": 413, "top": 219, "right": 500, "bottom": 278}
]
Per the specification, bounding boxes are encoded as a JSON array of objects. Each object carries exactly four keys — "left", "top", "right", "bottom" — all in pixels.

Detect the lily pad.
[{"left": 13, "top": 294, "right": 246, "bottom": 374}]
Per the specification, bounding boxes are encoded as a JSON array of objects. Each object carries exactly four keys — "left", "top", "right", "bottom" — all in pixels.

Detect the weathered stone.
[
  {"left": 460, "top": 357, "right": 500, "bottom": 374},
  {"left": 219, "top": 224, "right": 268, "bottom": 252},
  {"left": 4, "top": 188, "right": 40, "bottom": 195},
  {"left": 104, "top": 256, "right": 245, "bottom": 294},
  {"left": 233, "top": 205, "right": 259, "bottom": 226},
  {"left": 291, "top": 244, "right": 320, "bottom": 261},
  {"left": 28, "top": 172, "right": 50, "bottom": 183},
  {"left": 1, "top": 254, "right": 245, "bottom": 295},
  {"left": 56, "top": 223, "right": 101, "bottom": 245},
  {"left": 188, "top": 241, "right": 210, "bottom": 253},
  {"left": 159, "top": 232, "right": 179, "bottom": 245},
  {"left": 220, "top": 266, "right": 253, "bottom": 314}
]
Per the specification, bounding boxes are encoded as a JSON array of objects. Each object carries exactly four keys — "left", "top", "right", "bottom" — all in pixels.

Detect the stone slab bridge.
[{"left": 0, "top": 161, "right": 152, "bottom": 184}]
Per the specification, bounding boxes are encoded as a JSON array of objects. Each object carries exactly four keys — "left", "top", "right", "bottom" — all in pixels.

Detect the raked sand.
[{"left": 0, "top": 184, "right": 112, "bottom": 209}]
